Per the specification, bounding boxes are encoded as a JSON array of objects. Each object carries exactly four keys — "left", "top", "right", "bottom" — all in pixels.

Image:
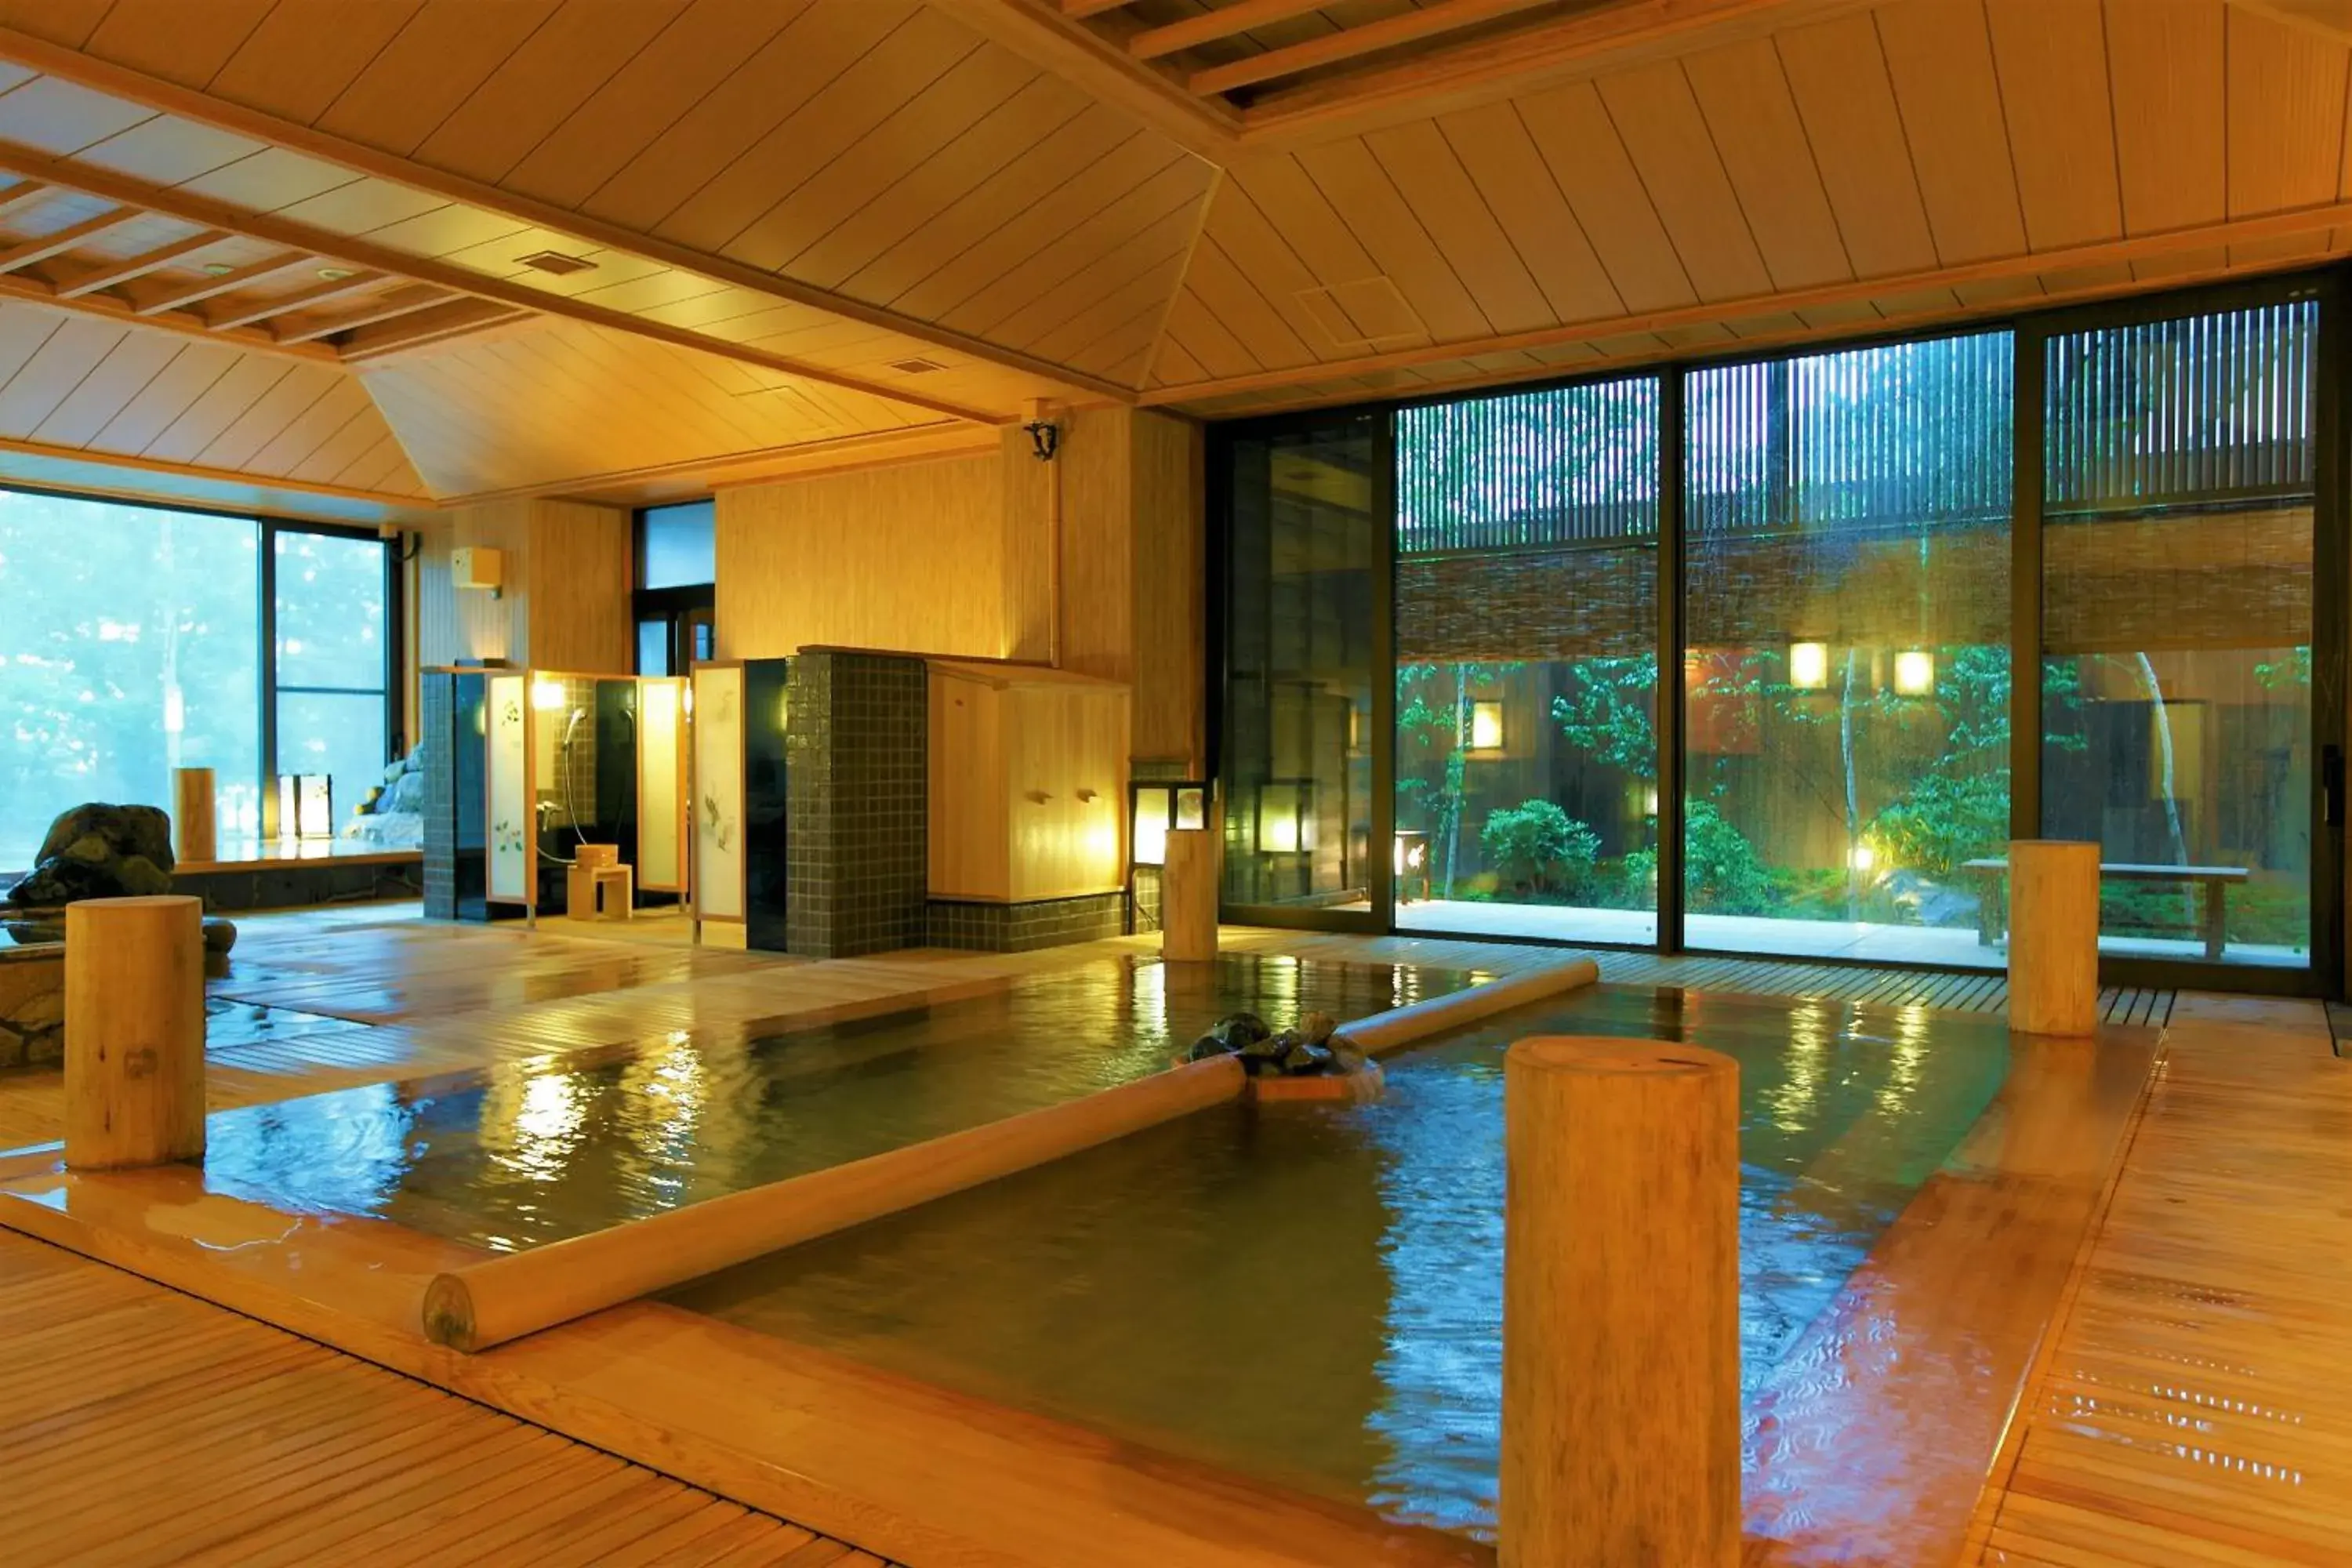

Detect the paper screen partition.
[
  {"left": 485, "top": 673, "right": 531, "bottom": 908},
  {"left": 691, "top": 662, "right": 746, "bottom": 929},
  {"left": 638, "top": 677, "right": 687, "bottom": 894}
]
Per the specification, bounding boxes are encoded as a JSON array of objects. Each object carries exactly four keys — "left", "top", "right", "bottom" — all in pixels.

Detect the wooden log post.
[
  {"left": 64, "top": 895, "right": 206, "bottom": 1171},
  {"left": 1501, "top": 1037, "right": 1739, "bottom": 1568},
  {"left": 2008, "top": 840, "right": 2100, "bottom": 1037},
  {"left": 171, "top": 767, "right": 216, "bottom": 865},
  {"left": 1161, "top": 826, "right": 1219, "bottom": 961}
]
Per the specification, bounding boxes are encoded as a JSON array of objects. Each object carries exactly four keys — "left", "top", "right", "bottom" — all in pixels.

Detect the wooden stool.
[
  {"left": 64, "top": 895, "right": 206, "bottom": 1170},
  {"left": 565, "top": 844, "right": 621, "bottom": 916},
  {"left": 593, "top": 864, "right": 633, "bottom": 920},
  {"left": 1501, "top": 1037, "right": 1739, "bottom": 1568}
]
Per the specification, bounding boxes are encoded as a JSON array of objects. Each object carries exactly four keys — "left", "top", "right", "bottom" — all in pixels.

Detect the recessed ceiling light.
[
  {"left": 201, "top": 263, "right": 234, "bottom": 276},
  {"left": 317, "top": 267, "right": 354, "bottom": 281},
  {"left": 517, "top": 250, "right": 595, "bottom": 276}
]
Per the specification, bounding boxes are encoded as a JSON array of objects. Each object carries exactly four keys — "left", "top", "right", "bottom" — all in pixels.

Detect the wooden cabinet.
[{"left": 929, "top": 662, "right": 1130, "bottom": 902}]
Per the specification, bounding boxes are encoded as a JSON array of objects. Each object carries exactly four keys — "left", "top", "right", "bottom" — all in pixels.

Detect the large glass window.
[
  {"left": 635, "top": 499, "right": 717, "bottom": 676},
  {"left": 1392, "top": 377, "right": 1660, "bottom": 944},
  {"left": 0, "top": 492, "right": 262, "bottom": 869},
  {"left": 0, "top": 491, "right": 391, "bottom": 873},
  {"left": 273, "top": 528, "right": 390, "bottom": 832},
  {"left": 1221, "top": 417, "right": 1381, "bottom": 913},
  {"left": 2041, "top": 299, "right": 2318, "bottom": 968},
  {"left": 1683, "top": 332, "right": 2014, "bottom": 964}
]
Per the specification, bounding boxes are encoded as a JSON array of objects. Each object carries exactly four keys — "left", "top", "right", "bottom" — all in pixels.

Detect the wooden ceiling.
[{"left": 0, "top": 0, "right": 2340, "bottom": 516}]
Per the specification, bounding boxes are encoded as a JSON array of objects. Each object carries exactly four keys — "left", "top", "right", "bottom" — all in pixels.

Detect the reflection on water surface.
[
  {"left": 670, "top": 985, "right": 2009, "bottom": 1539},
  {"left": 201, "top": 954, "right": 1477, "bottom": 1251}
]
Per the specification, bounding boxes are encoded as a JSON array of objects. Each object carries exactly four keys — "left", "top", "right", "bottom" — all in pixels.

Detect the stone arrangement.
[
  {"left": 2, "top": 802, "right": 236, "bottom": 954},
  {"left": 1187, "top": 1008, "right": 1369, "bottom": 1079}
]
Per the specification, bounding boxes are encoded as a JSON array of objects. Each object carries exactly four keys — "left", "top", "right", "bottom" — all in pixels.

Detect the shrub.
[{"left": 1479, "top": 800, "right": 1599, "bottom": 896}]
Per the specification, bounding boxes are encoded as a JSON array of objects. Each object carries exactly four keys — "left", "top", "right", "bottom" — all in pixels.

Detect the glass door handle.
[{"left": 2326, "top": 746, "right": 2346, "bottom": 827}]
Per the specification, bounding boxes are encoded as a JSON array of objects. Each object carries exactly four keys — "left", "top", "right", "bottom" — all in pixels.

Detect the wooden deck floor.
[
  {"left": 1973, "top": 1001, "right": 2352, "bottom": 1566},
  {"left": 3, "top": 904, "right": 2341, "bottom": 1566},
  {"left": 0, "top": 1226, "right": 891, "bottom": 1566}
]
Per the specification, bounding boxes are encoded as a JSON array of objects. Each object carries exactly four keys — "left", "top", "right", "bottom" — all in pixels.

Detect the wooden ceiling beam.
[
  {"left": 1236, "top": 0, "right": 1864, "bottom": 147},
  {"left": 336, "top": 299, "right": 535, "bottom": 360},
  {"left": 271, "top": 285, "right": 456, "bottom": 346},
  {"left": 54, "top": 228, "right": 234, "bottom": 297},
  {"left": 0, "top": 138, "right": 1007, "bottom": 426},
  {"left": 1060, "top": 0, "right": 1135, "bottom": 16},
  {"left": 0, "top": 179, "right": 50, "bottom": 218},
  {"left": 204, "top": 270, "right": 389, "bottom": 332},
  {"left": 132, "top": 249, "right": 314, "bottom": 314},
  {"left": 0, "top": 26, "right": 1138, "bottom": 407},
  {"left": 1192, "top": 0, "right": 1561, "bottom": 96},
  {"left": 1131, "top": 0, "right": 1337, "bottom": 61},
  {"left": 1142, "top": 199, "right": 2352, "bottom": 404},
  {"left": 0, "top": 206, "right": 142, "bottom": 273}
]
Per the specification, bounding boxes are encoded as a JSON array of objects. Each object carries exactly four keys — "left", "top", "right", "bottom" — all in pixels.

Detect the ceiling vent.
[
  {"left": 886, "top": 356, "right": 948, "bottom": 374},
  {"left": 517, "top": 249, "right": 597, "bottom": 276},
  {"left": 1295, "top": 276, "right": 1426, "bottom": 350}
]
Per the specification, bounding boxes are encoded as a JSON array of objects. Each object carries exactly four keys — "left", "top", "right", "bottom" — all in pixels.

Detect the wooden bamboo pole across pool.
[
  {"left": 425, "top": 1053, "right": 1248, "bottom": 1352},
  {"left": 1337, "top": 956, "right": 1599, "bottom": 1058}
]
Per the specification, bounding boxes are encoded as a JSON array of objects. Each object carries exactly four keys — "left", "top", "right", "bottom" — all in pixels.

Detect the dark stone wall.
[{"left": 786, "top": 652, "right": 927, "bottom": 958}]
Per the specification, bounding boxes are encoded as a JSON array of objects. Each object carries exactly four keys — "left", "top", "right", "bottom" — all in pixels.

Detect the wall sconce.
[
  {"left": 1893, "top": 649, "right": 1936, "bottom": 696},
  {"left": 1130, "top": 781, "right": 1212, "bottom": 868},
  {"left": 1392, "top": 829, "right": 1431, "bottom": 904},
  {"left": 1788, "top": 641, "right": 1831, "bottom": 691},
  {"left": 1468, "top": 701, "right": 1504, "bottom": 753},
  {"left": 1258, "top": 781, "right": 1309, "bottom": 855},
  {"left": 276, "top": 774, "right": 332, "bottom": 841},
  {"left": 531, "top": 676, "right": 567, "bottom": 711}
]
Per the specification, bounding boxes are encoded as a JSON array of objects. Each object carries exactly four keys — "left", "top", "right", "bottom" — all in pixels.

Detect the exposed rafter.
[
  {"left": 204, "top": 270, "right": 389, "bottom": 332},
  {"left": 0, "top": 137, "right": 1007, "bottom": 426},
  {"left": 1192, "top": 0, "right": 1561, "bottom": 96},
  {"left": 132, "top": 251, "right": 314, "bottom": 315},
  {"left": 271, "top": 285, "right": 460, "bottom": 347},
  {"left": 1129, "top": 1, "right": 1334, "bottom": 61},
  {"left": 0, "top": 207, "right": 140, "bottom": 273},
  {"left": 0, "top": 27, "right": 1138, "bottom": 408},
  {"left": 54, "top": 230, "right": 233, "bottom": 297}
]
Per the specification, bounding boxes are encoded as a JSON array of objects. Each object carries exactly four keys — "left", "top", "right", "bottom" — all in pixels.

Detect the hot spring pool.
[
  {"left": 665, "top": 985, "right": 2009, "bottom": 1540},
  {"left": 199, "top": 953, "right": 1480, "bottom": 1251}
]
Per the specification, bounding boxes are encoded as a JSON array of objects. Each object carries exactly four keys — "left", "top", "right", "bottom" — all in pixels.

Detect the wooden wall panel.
[
  {"left": 716, "top": 451, "right": 1020, "bottom": 662},
  {"left": 1058, "top": 405, "right": 1136, "bottom": 688},
  {"left": 418, "top": 497, "right": 529, "bottom": 666},
  {"left": 528, "top": 499, "right": 632, "bottom": 673},
  {"left": 416, "top": 495, "right": 630, "bottom": 672},
  {"left": 1131, "top": 409, "right": 1203, "bottom": 769}
]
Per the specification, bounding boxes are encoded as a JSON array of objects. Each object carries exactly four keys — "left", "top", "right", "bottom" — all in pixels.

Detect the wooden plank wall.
[
  {"left": 717, "top": 450, "right": 1022, "bottom": 661},
  {"left": 416, "top": 495, "right": 633, "bottom": 673}
]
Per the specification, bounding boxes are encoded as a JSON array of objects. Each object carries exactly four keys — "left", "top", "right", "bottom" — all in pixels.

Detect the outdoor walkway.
[
  {"left": 0, "top": 1226, "right": 891, "bottom": 1566},
  {"left": 1969, "top": 998, "right": 2352, "bottom": 1566}
]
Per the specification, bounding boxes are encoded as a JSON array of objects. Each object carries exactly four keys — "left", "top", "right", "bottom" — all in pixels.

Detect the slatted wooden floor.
[
  {"left": 1972, "top": 1008, "right": 2352, "bottom": 1566},
  {"left": 1580, "top": 949, "right": 2177, "bottom": 1024},
  {"left": 0, "top": 1227, "right": 894, "bottom": 1566}
]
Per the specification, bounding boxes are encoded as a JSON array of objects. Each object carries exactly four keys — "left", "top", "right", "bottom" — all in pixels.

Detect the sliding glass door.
[
  {"left": 1210, "top": 274, "right": 2341, "bottom": 990},
  {"left": 2038, "top": 294, "right": 2332, "bottom": 978},
  {"left": 1682, "top": 332, "right": 2013, "bottom": 965},
  {"left": 1218, "top": 413, "right": 1387, "bottom": 924},
  {"left": 1391, "top": 378, "right": 1661, "bottom": 945}
]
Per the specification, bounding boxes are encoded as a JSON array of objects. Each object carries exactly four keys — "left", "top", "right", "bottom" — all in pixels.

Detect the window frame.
[{"left": 1206, "top": 267, "right": 2346, "bottom": 997}]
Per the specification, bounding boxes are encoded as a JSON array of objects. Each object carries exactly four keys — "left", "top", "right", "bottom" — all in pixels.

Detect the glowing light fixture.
[
  {"left": 531, "top": 677, "right": 568, "bottom": 712},
  {"left": 1849, "top": 843, "right": 1876, "bottom": 873},
  {"left": 275, "top": 773, "right": 333, "bottom": 841},
  {"left": 1130, "top": 781, "right": 1212, "bottom": 869},
  {"left": 1393, "top": 829, "right": 1432, "bottom": 904},
  {"left": 1893, "top": 649, "right": 1936, "bottom": 696},
  {"left": 1788, "top": 641, "right": 1831, "bottom": 691},
  {"left": 1258, "top": 781, "right": 1308, "bottom": 855},
  {"left": 1468, "top": 700, "right": 1505, "bottom": 753}
]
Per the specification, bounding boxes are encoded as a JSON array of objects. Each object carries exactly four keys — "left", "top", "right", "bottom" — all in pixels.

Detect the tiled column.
[{"left": 786, "top": 652, "right": 928, "bottom": 958}]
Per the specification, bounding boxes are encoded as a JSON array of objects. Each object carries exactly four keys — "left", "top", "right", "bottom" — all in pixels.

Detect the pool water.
[
  {"left": 667, "top": 985, "right": 2009, "bottom": 1539},
  {"left": 200, "top": 953, "right": 1479, "bottom": 1252}
]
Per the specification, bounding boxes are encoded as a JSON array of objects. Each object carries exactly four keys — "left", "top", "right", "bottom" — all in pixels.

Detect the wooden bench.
[{"left": 1963, "top": 858, "right": 2249, "bottom": 960}]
